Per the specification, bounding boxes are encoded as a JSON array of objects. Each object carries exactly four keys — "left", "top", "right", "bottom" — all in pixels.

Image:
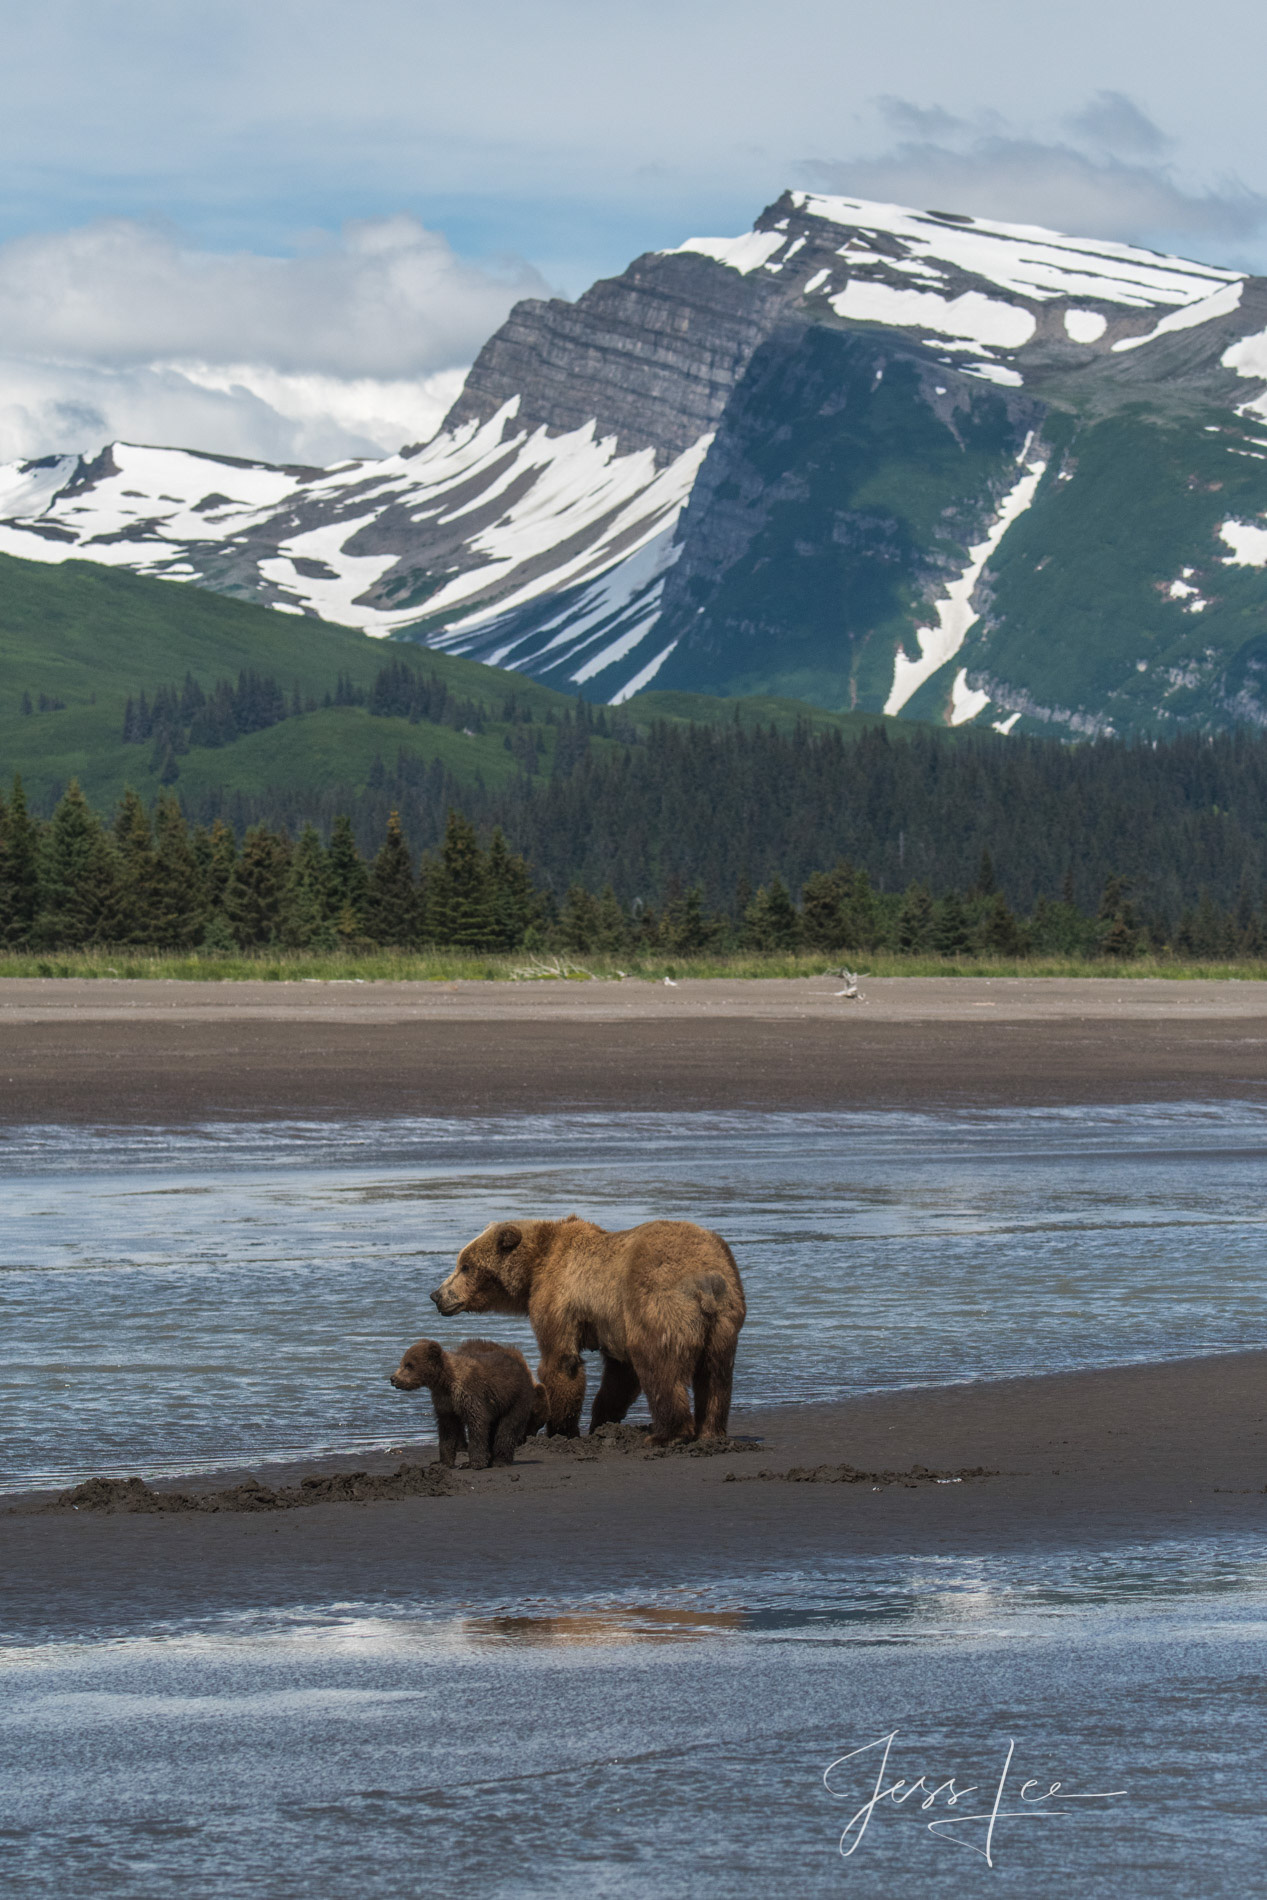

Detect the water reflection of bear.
[
  {"left": 430, "top": 1215, "right": 747, "bottom": 1444},
  {"left": 390, "top": 1338, "right": 548, "bottom": 1469}
]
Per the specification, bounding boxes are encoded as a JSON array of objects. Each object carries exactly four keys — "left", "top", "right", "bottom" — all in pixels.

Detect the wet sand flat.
[
  {"left": 6, "top": 1349, "right": 1266, "bottom": 1643},
  {"left": 2, "top": 975, "right": 1266, "bottom": 1119}
]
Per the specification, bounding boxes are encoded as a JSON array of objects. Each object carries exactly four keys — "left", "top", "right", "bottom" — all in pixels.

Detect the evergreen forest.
[{"left": 2, "top": 763, "right": 1266, "bottom": 961}]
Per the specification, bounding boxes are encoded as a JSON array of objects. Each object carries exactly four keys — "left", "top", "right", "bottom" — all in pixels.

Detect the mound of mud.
[
  {"left": 48, "top": 1462, "right": 457, "bottom": 1515},
  {"left": 725, "top": 1463, "right": 998, "bottom": 1487},
  {"left": 540, "top": 1423, "right": 763, "bottom": 1461}
]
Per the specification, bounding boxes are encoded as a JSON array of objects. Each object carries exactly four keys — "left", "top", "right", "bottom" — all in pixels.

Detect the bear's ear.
[{"left": 497, "top": 1224, "right": 522, "bottom": 1253}]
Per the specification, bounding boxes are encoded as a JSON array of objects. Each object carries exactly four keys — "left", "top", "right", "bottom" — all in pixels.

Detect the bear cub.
[{"left": 390, "top": 1337, "right": 548, "bottom": 1469}]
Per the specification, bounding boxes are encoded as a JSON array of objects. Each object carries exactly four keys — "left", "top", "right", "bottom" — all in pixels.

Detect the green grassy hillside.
[
  {"left": 0, "top": 553, "right": 580, "bottom": 809},
  {"left": 0, "top": 550, "right": 965, "bottom": 815}
]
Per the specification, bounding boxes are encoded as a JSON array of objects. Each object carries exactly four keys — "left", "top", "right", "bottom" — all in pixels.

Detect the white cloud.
[
  {"left": 1065, "top": 91, "right": 1170, "bottom": 158},
  {"left": 803, "top": 102, "right": 1267, "bottom": 259},
  {"left": 0, "top": 215, "right": 548, "bottom": 463}
]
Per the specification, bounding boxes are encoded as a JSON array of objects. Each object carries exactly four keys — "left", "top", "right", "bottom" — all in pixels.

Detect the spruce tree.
[
  {"left": 363, "top": 811, "right": 417, "bottom": 946},
  {"left": 427, "top": 811, "right": 493, "bottom": 948},
  {"left": 977, "top": 892, "right": 1022, "bottom": 957},
  {"left": 1097, "top": 875, "right": 1141, "bottom": 958},
  {"left": 149, "top": 795, "right": 205, "bottom": 947},
  {"left": 223, "top": 826, "right": 290, "bottom": 947},
  {"left": 36, "top": 780, "right": 119, "bottom": 947},
  {"left": 659, "top": 885, "right": 718, "bottom": 952},
  {"left": 280, "top": 826, "right": 330, "bottom": 948},
  {"left": 845, "top": 870, "right": 880, "bottom": 950},
  {"left": 933, "top": 889, "right": 972, "bottom": 957},
  {"left": 559, "top": 884, "right": 601, "bottom": 952},
  {"left": 484, "top": 828, "right": 535, "bottom": 950},
  {"left": 741, "top": 879, "right": 800, "bottom": 951},
  {"left": 897, "top": 883, "right": 935, "bottom": 953},
  {"left": 326, "top": 813, "right": 368, "bottom": 929},
  {"left": 594, "top": 884, "right": 628, "bottom": 954},
  {"left": 0, "top": 775, "right": 41, "bottom": 946},
  {"left": 801, "top": 865, "right": 850, "bottom": 950},
  {"left": 112, "top": 787, "right": 155, "bottom": 942},
  {"left": 201, "top": 819, "right": 238, "bottom": 914}
]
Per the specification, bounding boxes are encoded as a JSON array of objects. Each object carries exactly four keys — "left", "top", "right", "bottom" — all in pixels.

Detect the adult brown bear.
[{"left": 430, "top": 1217, "right": 746, "bottom": 1443}]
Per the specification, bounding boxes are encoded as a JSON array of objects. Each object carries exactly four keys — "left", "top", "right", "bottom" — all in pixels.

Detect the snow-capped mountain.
[{"left": 6, "top": 191, "right": 1267, "bottom": 733}]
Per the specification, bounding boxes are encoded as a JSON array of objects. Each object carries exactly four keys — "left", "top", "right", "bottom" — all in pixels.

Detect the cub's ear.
[{"left": 497, "top": 1224, "right": 523, "bottom": 1253}]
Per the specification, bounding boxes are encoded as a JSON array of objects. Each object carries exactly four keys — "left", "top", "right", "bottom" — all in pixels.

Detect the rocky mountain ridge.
[{"left": 5, "top": 191, "right": 1267, "bottom": 734}]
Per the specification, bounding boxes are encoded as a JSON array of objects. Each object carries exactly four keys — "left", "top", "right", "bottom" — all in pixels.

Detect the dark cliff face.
[
  {"left": 441, "top": 252, "right": 785, "bottom": 463},
  {"left": 651, "top": 325, "right": 1043, "bottom": 709}
]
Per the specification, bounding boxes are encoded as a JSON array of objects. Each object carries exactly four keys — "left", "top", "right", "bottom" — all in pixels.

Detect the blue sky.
[{"left": 2, "top": 0, "right": 1265, "bottom": 462}]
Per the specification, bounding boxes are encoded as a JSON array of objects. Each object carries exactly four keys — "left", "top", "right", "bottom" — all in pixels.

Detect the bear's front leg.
[
  {"left": 589, "top": 1353, "right": 641, "bottom": 1433},
  {"left": 538, "top": 1349, "right": 586, "bottom": 1437}
]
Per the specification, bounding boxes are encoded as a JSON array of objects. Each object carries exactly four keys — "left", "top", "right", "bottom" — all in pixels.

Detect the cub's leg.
[
  {"left": 588, "top": 1354, "right": 641, "bottom": 1433},
  {"left": 491, "top": 1387, "right": 535, "bottom": 1465},
  {"left": 537, "top": 1350, "right": 586, "bottom": 1437},
  {"left": 463, "top": 1398, "right": 495, "bottom": 1470},
  {"left": 434, "top": 1406, "right": 466, "bottom": 1468}
]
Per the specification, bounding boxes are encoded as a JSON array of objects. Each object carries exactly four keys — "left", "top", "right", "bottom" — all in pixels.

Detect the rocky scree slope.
[{"left": 5, "top": 192, "right": 1267, "bottom": 735}]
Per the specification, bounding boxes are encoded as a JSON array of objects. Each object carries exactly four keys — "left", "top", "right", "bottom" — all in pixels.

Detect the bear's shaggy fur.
[
  {"left": 389, "top": 1336, "right": 547, "bottom": 1468},
  {"left": 431, "top": 1217, "right": 746, "bottom": 1444}
]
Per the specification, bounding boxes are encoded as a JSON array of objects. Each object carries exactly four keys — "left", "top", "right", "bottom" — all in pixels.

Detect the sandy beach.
[{"left": 2, "top": 974, "right": 1266, "bottom": 1120}]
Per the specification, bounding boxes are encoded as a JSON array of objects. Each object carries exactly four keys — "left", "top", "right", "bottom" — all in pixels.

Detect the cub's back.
[{"left": 452, "top": 1337, "right": 535, "bottom": 1400}]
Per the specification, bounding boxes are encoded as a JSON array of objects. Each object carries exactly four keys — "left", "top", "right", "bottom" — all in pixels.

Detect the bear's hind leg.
[
  {"left": 491, "top": 1389, "right": 535, "bottom": 1464},
  {"left": 693, "top": 1344, "right": 734, "bottom": 1439},
  {"left": 588, "top": 1354, "right": 641, "bottom": 1433},
  {"left": 637, "top": 1354, "right": 694, "bottom": 1445}
]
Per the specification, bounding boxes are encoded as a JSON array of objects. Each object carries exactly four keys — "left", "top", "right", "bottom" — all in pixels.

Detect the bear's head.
[
  {"left": 390, "top": 1338, "right": 446, "bottom": 1391},
  {"left": 431, "top": 1221, "right": 534, "bottom": 1316}
]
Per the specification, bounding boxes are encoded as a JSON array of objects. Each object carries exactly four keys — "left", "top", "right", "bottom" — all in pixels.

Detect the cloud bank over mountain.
[
  {"left": 803, "top": 94, "right": 1267, "bottom": 264},
  {"left": 5, "top": 0, "right": 1267, "bottom": 466},
  {"left": 0, "top": 215, "right": 545, "bottom": 464}
]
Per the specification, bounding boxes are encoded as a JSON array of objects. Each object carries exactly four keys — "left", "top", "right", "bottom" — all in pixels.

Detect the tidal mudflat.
[{"left": 3, "top": 983, "right": 1266, "bottom": 1895}]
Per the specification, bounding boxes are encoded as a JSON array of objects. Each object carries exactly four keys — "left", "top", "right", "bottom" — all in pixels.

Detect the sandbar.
[
  {"left": 4, "top": 1350, "right": 1265, "bottom": 1644},
  {"left": 2, "top": 975, "right": 1265, "bottom": 1120}
]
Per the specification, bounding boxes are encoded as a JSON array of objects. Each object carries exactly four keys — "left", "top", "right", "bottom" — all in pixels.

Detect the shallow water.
[
  {"left": 5, "top": 1103, "right": 1267, "bottom": 1895},
  {"left": 3, "top": 1102, "right": 1266, "bottom": 1490},
  {"left": 3, "top": 1548, "right": 1265, "bottom": 1898}
]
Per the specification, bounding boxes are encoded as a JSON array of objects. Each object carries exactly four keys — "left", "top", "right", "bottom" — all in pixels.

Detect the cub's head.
[
  {"left": 390, "top": 1338, "right": 446, "bottom": 1390},
  {"left": 431, "top": 1222, "right": 532, "bottom": 1317}
]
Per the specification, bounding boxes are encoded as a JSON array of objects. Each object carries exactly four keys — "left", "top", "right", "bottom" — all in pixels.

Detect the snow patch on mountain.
[
  {"left": 788, "top": 194, "right": 1240, "bottom": 308},
  {"left": 1219, "top": 518, "right": 1267, "bottom": 564},
  {"left": 446, "top": 516, "right": 686, "bottom": 693},
  {"left": 828, "top": 281, "right": 1036, "bottom": 349},
  {"left": 886, "top": 434, "right": 1048, "bottom": 718},
  {"left": 0, "top": 407, "right": 709, "bottom": 692},
  {"left": 1111, "top": 280, "right": 1244, "bottom": 352},
  {"left": 1065, "top": 309, "right": 1108, "bottom": 343},
  {"left": 950, "top": 668, "right": 992, "bottom": 725},
  {"left": 1221, "top": 325, "right": 1267, "bottom": 420},
  {"left": 669, "top": 230, "right": 787, "bottom": 275}
]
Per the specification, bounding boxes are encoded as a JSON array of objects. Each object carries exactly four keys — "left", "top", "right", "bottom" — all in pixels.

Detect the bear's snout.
[{"left": 431, "top": 1284, "right": 462, "bottom": 1315}]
